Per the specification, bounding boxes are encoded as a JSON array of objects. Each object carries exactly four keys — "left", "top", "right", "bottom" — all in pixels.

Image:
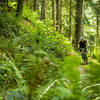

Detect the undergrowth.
[
  {"left": 0, "top": 8, "right": 100, "bottom": 100},
  {"left": 83, "top": 58, "right": 100, "bottom": 100}
]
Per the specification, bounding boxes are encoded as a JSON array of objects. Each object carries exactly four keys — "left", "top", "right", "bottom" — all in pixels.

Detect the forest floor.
[{"left": 79, "top": 65, "right": 88, "bottom": 83}]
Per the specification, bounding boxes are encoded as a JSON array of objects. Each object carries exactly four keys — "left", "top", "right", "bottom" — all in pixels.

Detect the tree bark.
[
  {"left": 52, "top": 0, "right": 56, "bottom": 27},
  {"left": 26, "top": 0, "right": 28, "bottom": 3},
  {"left": 65, "top": 0, "right": 69, "bottom": 36},
  {"left": 25, "top": 0, "right": 28, "bottom": 4},
  {"left": 41, "top": 0, "right": 46, "bottom": 20},
  {"left": 96, "top": 0, "right": 100, "bottom": 37},
  {"left": 56, "top": 0, "right": 60, "bottom": 31},
  {"left": 96, "top": 8, "right": 99, "bottom": 36},
  {"left": 16, "top": 0, "right": 24, "bottom": 16},
  {"left": 33, "top": 0, "right": 38, "bottom": 11},
  {"left": 74, "top": 0, "right": 83, "bottom": 49},
  {"left": 68, "top": 0, "right": 72, "bottom": 40},
  {"left": 28, "top": 92, "right": 32, "bottom": 100},
  {"left": 59, "top": 0, "right": 62, "bottom": 33},
  {"left": 96, "top": 0, "right": 100, "bottom": 47}
]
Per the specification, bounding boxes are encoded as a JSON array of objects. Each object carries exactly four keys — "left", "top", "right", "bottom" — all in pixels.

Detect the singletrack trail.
[{"left": 79, "top": 65, "right": 89, "bottom": 85}]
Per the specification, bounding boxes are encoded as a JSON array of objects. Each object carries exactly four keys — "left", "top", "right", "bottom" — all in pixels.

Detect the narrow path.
[
  {"left": 79, "top": 65, "right": 87, "bottom": 74},
  {"left": 79, "top": 65, "right": 89, "bottom": 85}
]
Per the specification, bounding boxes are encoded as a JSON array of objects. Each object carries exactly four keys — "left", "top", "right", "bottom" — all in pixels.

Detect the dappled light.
[{"left": 0, "top": 0, "right": 100, "bottom": 100}]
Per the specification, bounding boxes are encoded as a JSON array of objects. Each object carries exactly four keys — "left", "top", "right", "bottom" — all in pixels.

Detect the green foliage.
[
  {"left": 63, "top": 56, "right": 82, "bottom": 81},
  {"left": 84, "top": 60, "right": 100, "bottom": 84},
  {"left": 0, "top": 13, "right": 20, "bottom": 38},
  {"left": 34, "top": 56, "right": 85, "bottom": 100},
  {"left": 8, "top": 1, "right": 17, "bottom": 9},
  {"left": 94, "top": 48, "right": 100, "bottom": 63},
  {"left": 0, "top": 10, "right": 85, "bottom": 100},
  {"left": 0, "top": 1, "right": 100, "bottom": 99},
  {"left": 83, "top": 59, "right": 100, "bottom": 99}
]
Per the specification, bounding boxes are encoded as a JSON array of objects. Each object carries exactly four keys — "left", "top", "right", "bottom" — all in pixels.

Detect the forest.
[{"left": 0, "top": 0, "right": 100, "bottom": 100}]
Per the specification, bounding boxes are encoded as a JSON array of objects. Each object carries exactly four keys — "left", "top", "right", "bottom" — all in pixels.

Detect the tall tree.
[
  {"left": 96, "top": 7, "right": 99, "bottom": 37},
  {"left": 52, "top": 0, "right": 56, "bottom": 27},
  {"left": 41, "top": 0, "right": 46, "bottom": 20},
  {"left": 74, "top": 0, "right": 83, "bottom": 49},
  {"left": 59, "top": 0, "right": 62, "bottom": 33},
  {"left": 65, "top": 0, "right": 69, "bottom": 36},
  {"left": 96, "top": 0, "right": 100, "bottom": 37},
  {"left": 68, "top": 0, "right": 72, "bottom": 39},
  {"left": 25, "top": 0, "right": 28, "bottom": 4},
  {"left": 33, "top": 0, "right": 38, "bottom": 11},
  {"left": 16, "top": 0, "right": 24, "bottom": 16},
  {"left": 56, "top": 0, "right": 60, "bottom": 31},
  {"left": 26, "top": 0, "right": 28, "bottom": 3},
  {"left": 96, "top": 0, "right": 100, "bottom": 47}
]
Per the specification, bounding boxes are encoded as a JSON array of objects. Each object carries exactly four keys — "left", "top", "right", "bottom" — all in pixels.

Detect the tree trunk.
[
  {"left": 82, "top": 0, "right": 85, "bottom": 37},
  {"left": 56, "top": 0, "right": 60, "bottom": 31},
  {"left": 59, "top": 0, "right": 62, "bottom": 33},
  {"left": 96, "top": 2, "right": 99, "bottom": 37},
  {"left": 33, "top": 0, "right": 38, "bottom": 11},
  {"left": 16, "top": 0, "right": 24, "bottom": 16},
  {"left": 28, "top": 92, "right": 32, "bottom": 100},
  {"left": 96, "top": 0, "right": 100, "bottom": 47},
  {"left": 41, "top": 0, "right": 46, "bottom": 20},
  {"left": 96, "top": 9, "right": 99, "bottom": 36},
  {"left": 68, "top": 0, "right": 72, "bottom": 40},
  {"left": 65, "top": 0, "right": 69, "bottom": 36},
  {"left": 52, "top": 0, "right": 56, "bottom": 27},
  {"left": 74, "top": 0, "right": 83, "bottom": 49},
  {"left": 26, "top": 0, "right": 28, "bottom": 3}
]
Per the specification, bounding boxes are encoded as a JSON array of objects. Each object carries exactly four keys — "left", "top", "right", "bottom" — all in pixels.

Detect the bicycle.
[{"left": 79, "top": 48, "right": 88, "bottom": 64}]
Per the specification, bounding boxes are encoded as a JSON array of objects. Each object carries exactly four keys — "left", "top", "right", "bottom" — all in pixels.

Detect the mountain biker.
[{"left": 78, "top": 38, "right": 88, "bottom": 64}]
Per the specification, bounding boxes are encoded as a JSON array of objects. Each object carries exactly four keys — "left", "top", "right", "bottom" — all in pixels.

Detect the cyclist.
[{"left": 78, "top": 38, "right": 88, "bottom": 64}]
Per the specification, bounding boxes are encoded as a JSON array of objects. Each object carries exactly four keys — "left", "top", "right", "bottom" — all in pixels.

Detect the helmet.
[{"left": 80, "top": 37, "right": 83, "bottom": 41}]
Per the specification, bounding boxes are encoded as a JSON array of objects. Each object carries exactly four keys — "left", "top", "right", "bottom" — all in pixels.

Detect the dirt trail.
[{"left": 79, "top": 65, "right": 89, "bottom": 84}]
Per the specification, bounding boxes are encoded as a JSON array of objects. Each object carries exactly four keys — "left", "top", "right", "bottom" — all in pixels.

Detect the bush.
[
  {"left": 0, "top": 12, "right": 20, "bottom": 38},
  {"left": 83, "top": 60, "right": 100, "bottom": 99},
  {"left": 0, "top": 9, "right": 85, "bottom": 100}
]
